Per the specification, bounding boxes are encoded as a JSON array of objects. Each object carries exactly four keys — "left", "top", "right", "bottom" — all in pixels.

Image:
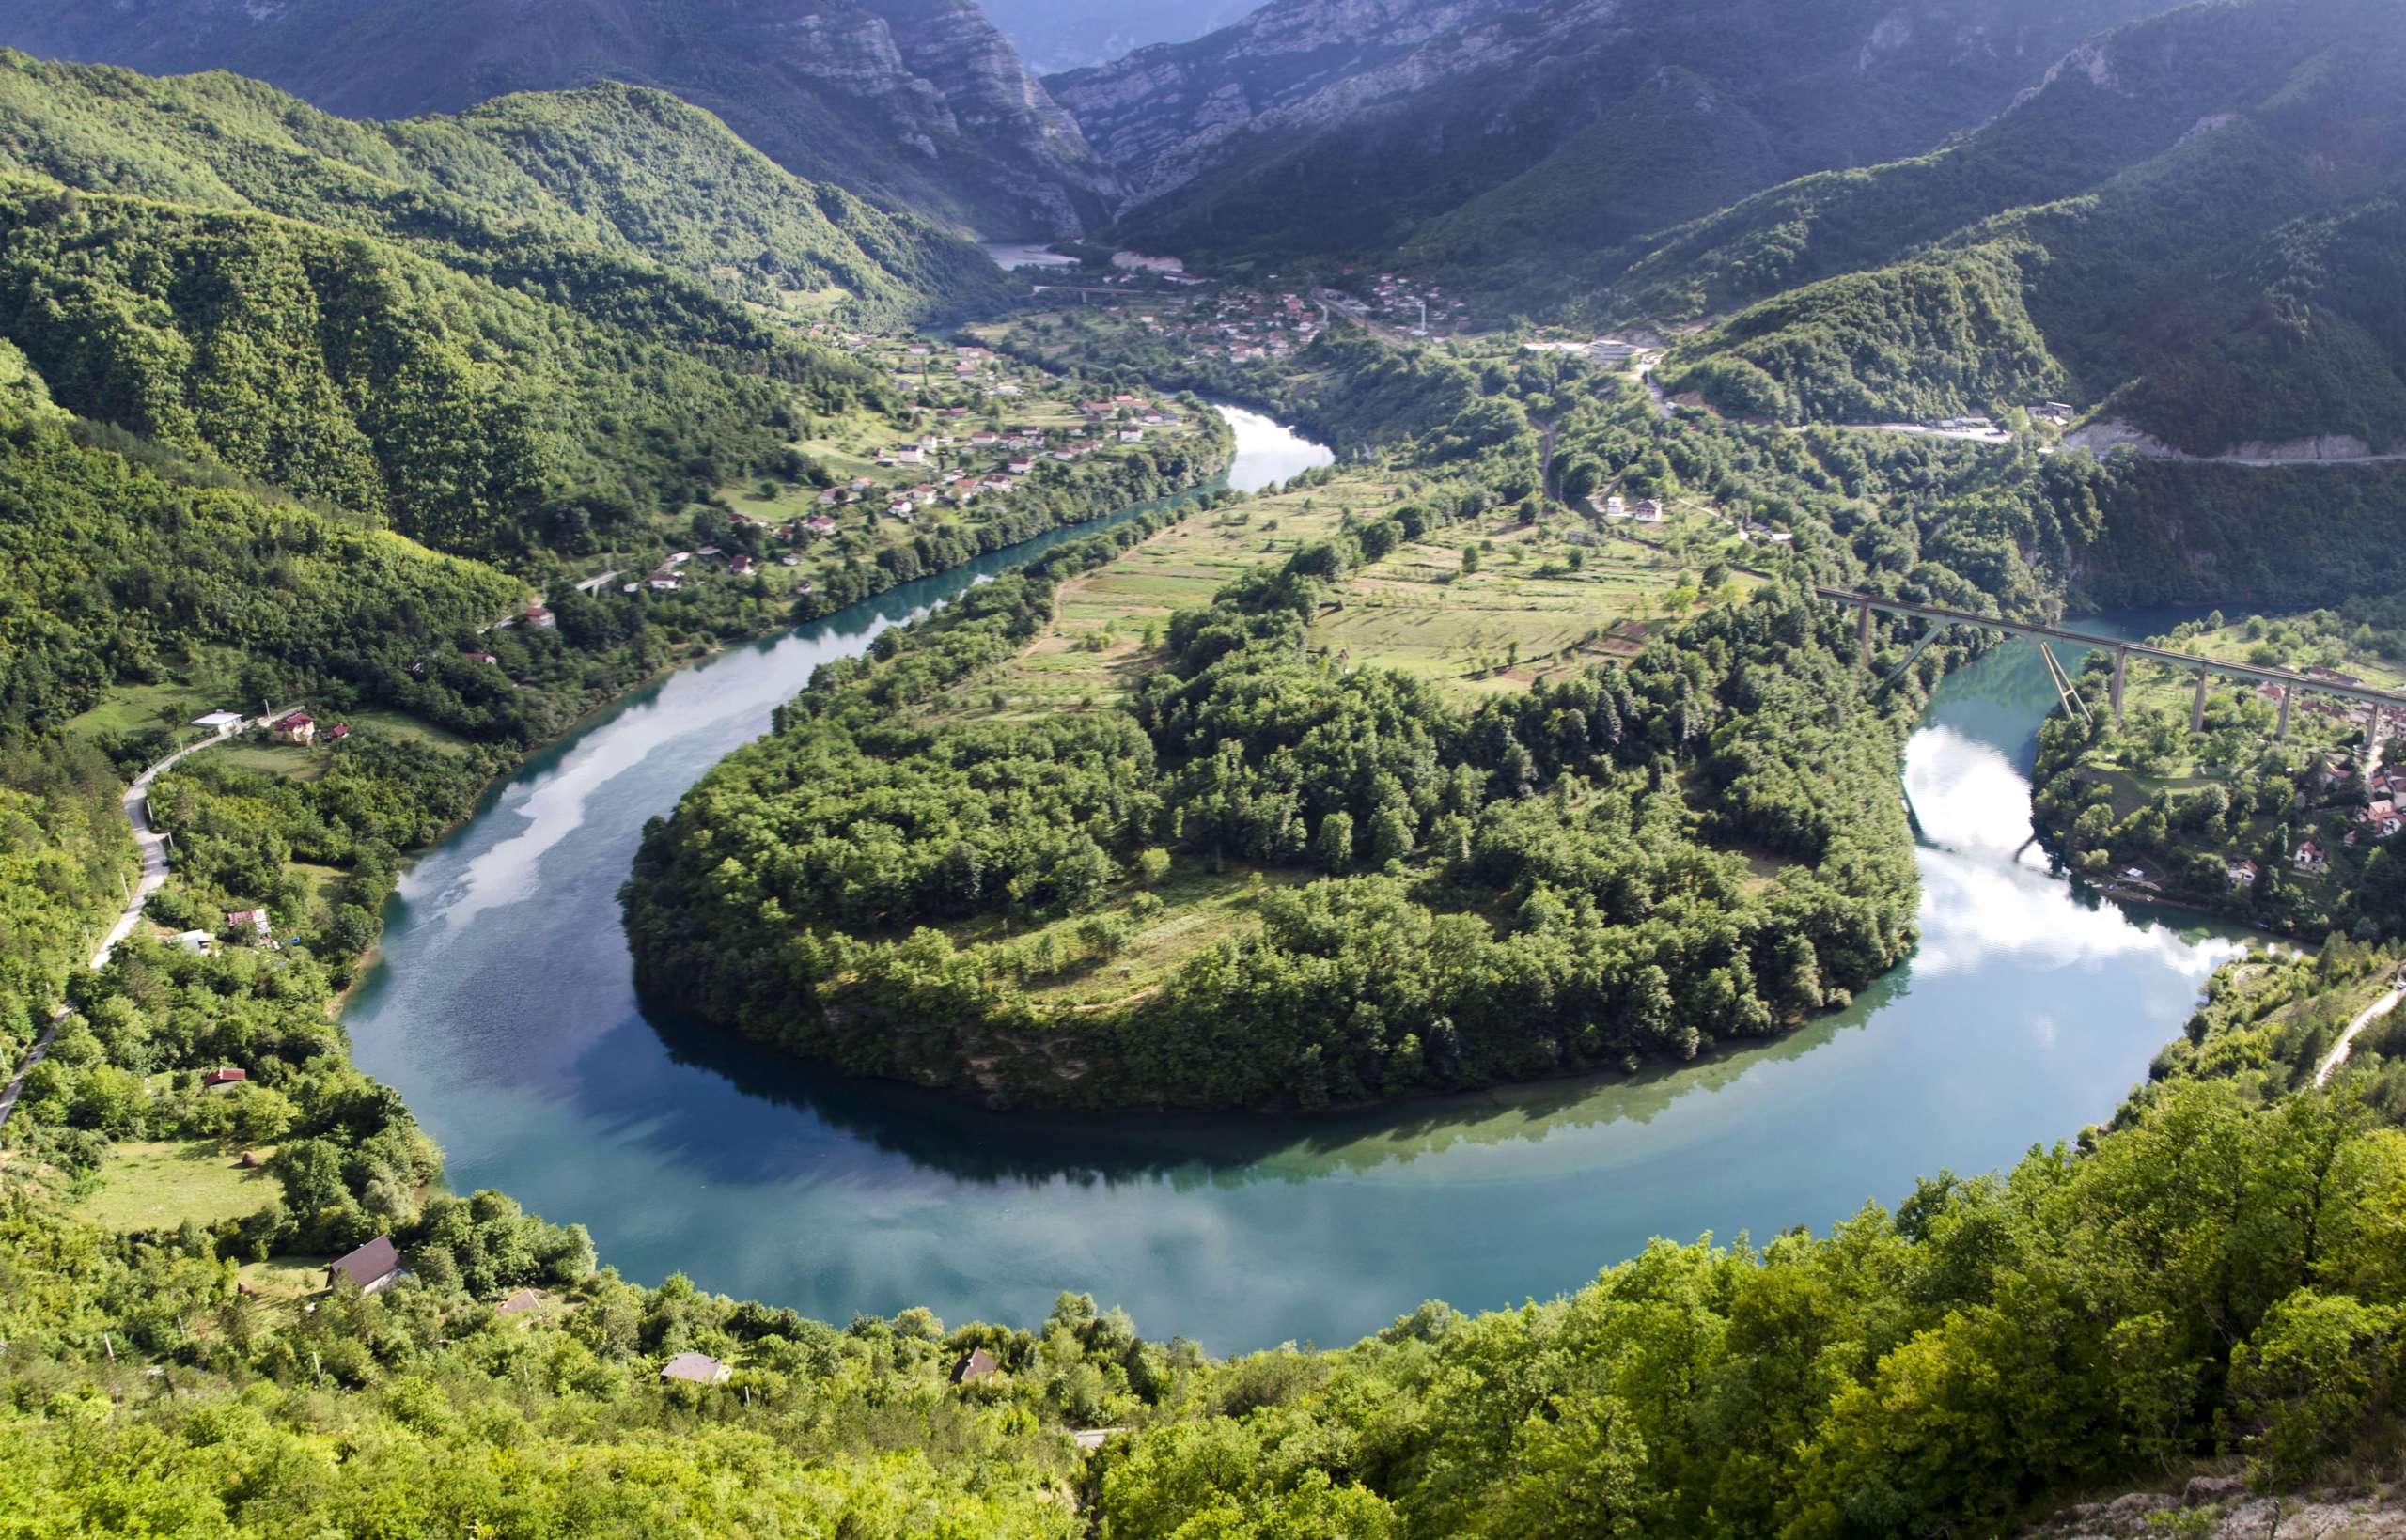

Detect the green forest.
[
  {"left": 0, "top": 51, "right": 1007, "bottom": 325},
  {"left": 624, "top": 520, "right": 1922, "bottom": 1110},
  {"left": 1631, "top": 0, "right": 2406, "bottom": 454},
  {"left": 17, "top": 11, "right": 2406, "bottom": 1534}
]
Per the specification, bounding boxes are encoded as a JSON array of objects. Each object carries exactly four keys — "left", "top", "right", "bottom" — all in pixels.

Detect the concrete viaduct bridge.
[{"left": 1817, "top": 587, "right": 2406, "bottom": 748}]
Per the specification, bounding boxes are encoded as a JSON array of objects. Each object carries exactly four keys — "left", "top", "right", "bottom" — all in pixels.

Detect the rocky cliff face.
[
  {"left": 1050, "top": 0, "right": 1553, "bottom": 207},
  {"left": 1, "top": 0, "right": 1118, "bottom": 237},
  {"left": 1055, "top": 0, "right": 2182, "bottom": 261}
]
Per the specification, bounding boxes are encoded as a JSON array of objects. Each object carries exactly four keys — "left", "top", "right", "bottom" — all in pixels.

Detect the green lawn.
[
  {"left": 946, "top": 860, "right": 1320, "bottom": 1009},
  {"left": 238, "top": 1254, "right": 333, "bottom": 1302},
  {"left": 75, "top": 1140, "right": 279, "bottom": 1233},
  {"left": 337, "top": 707, "right": 470, "bottom": 754},
  {"left": 292, "top": 862, "right": 350, "bottom": 924},
  {"left": 61, "top": 682, "right": 232, "bottom": 747},
  {"left": 214, "top": 740, "right": 327, "bottom": 783}
]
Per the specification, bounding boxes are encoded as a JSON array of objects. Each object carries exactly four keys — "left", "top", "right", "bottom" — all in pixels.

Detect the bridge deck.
[{"left": 1816, "top": 587, "right": 2406, "bottom": 713}]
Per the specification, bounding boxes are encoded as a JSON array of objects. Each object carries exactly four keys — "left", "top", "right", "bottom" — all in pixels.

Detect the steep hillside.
[
  {"left": 0, "top": 0, "right": 1118, "bottom": 237},
  {"left": 1055, "top": 0, "right": 2172, "bottom": 272},
  {"left": 0, "top": 53, "right": 1006, "bottom": 325},
  {"left": 0, "top": 180, "right": 849, "bottom": 556},
  {"left": 1651, "top": 0, "right": 2406, "bottom": 455}
]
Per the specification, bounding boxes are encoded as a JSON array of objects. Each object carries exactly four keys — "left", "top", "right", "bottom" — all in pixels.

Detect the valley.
[{"left": 8, "top": 0, "right": 2406, "bottom": 1533}]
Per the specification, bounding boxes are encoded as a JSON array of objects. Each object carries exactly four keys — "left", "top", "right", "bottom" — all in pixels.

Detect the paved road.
[
  {"left": 0, "top": 705, "right": 295, "bottom": 1130},
  {"left": 2316, "top": 982, "right": 2406, "bottom": 1087},
  {"left": 1639, "top": 361, "right": 1676, "bottom": 420}
]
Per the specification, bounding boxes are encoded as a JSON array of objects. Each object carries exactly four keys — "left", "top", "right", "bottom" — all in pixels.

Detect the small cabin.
[
  {"left": 269, "top": 711, "right": 315, "bottom": 745},
  {"left": 950, "top": 1347, "right": 1000, "bottom": 1385},
  {"left": 201, "top": 1066, "right": 248, "bottom": 1088},
  {"left": 328, "top": 1234, "right": 401, "bottom": 1295},
  {"left": 661, "top": 1351, "right": 730, "bottom": 1385}
]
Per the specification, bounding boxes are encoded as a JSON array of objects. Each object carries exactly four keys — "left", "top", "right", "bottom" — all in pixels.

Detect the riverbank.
[{"left": 340, "top": 615, "right": 2242, "bottom": 1348}]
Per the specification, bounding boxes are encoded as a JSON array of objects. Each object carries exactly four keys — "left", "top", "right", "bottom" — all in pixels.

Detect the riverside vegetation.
[
  {"left": 17, "top": 9, "right": 2406, "bottom": 1534},
  {"left": 2032, "top": 602, "right": 2406, "bottom": 935},
  {"left": 13, "top": 384, "right": 2406, "bottom": 1527}
]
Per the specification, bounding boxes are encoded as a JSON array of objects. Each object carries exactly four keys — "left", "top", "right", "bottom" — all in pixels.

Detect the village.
[
  {"left": 2039, "top": 606, "right": 2406, "bottom": 927},
  {"left": 608, "top": 328, "right": 1216, "bottom": 606}
]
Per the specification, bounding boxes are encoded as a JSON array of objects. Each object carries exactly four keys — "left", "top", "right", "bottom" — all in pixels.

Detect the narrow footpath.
[{"left": 0, "top": 705, "right": 296, "bottom": 1129}]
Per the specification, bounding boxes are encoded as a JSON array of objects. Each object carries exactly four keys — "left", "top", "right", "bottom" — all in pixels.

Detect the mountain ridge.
[
  {"left": 1055, "top": 0, "right": 2177, "bottom": 271},
  {"left": 0, "top": 0, "right": 1117, "bottom": 237},
  {"left": 1643, "top": 0, "right": 2406, "bottom": 457},
  {"left": 0, "top": 51, "right": 1007, "bottom": 326}
]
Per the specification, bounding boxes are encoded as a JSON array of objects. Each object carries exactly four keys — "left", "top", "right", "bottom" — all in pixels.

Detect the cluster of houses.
[
  {"left": 1135, "top": 286, "right": 1323, "bottom": 362},
  {"left": 2226, "top": 756, "right": 2406, "bottom": 884},
  {"left": 1591, "top": 493, "right": 1666, "bottom": 524},
  {"left": 1320, "top": 269, "right": 1462, "bottom": 336},
  {"left": 1526, "top": 337, "right": 1640, "bottom": 366},
  {"left": 627, "top": 545, "right": 770, "bottom": 594}
]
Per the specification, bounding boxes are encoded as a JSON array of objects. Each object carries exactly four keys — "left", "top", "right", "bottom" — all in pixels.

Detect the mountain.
[
  {"left": 0, "top": 54, "right": 917, "bottom": 559},
  {"left": 979, "top": 0, "right": 1253, "bottom": 76},
  {"left": 1052, "top": 0, "right": 2176, "bottom": 272},
  {"left": 1647, "top": 0, "right": 2406, "bottom": 458},
  {"left": 0, "top": 0, "right": 1119, "bottom": 238},
  {"left": 0, "top": 53, "right": 1006, "bottom": 326}
]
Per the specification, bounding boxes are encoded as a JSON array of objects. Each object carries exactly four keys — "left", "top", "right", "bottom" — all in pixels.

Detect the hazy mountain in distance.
[
  {"left": 0, "top": 0, "right": 1119, "bottom": 237},
  {"left": 983, "top": 0, "right": 1252, "bottom": 75}
]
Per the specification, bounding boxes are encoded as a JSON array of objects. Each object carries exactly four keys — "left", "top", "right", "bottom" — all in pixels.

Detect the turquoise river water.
[{"left": 346, "top": 410, "right": 2238, "bottom": 1351}]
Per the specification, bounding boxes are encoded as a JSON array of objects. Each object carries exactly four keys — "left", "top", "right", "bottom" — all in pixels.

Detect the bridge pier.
[
  {"left": 2110, "top": 649, "right": 2128, "bottom": 727},
  {"left": 2191, "top": 669, "right": 2209, "bottom": 733},
  {"left": 2276, "top": 687, "right": 2292, "bottom": 742},
  {"left": 1857, "top": 601, "right": 1873, "bottom": 670}
]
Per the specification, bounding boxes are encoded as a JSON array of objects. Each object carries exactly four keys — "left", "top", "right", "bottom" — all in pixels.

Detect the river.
[
  {"left": 980, "top": 241, "right": 1083, "bottom": 271},
  {"left": 345, "top": 418, "right": 2237, "bottom": 1352}
]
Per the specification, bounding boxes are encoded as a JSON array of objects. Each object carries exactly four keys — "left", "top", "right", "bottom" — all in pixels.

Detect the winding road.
[
  {"left": 0, "top": 706, "right": 295, "bottom": 1129},
  {"left": 2315, "top": 980, "right": 2406, "bottom": 1087}
]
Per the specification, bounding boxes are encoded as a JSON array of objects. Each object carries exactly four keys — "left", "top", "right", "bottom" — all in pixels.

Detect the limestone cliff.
[{"left": 1051, "top": 0, "right": 2179, "bottom": 264}]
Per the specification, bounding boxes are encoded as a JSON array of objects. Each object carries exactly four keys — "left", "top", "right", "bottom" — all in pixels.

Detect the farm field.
[
  {"left": 930, "top": 474, "right": 1756, "bottom": 724},
  {"left": 74, "top": 1140, "right": 277, "bottom": 1234}
]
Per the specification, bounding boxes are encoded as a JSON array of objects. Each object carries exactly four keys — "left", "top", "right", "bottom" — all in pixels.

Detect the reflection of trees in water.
[
  {"left": 551, "top": 555, "right": 2195, "bottom": 1208},
  {"left": 595, "top": 971, "right": 1908, "bottom": 1196}
]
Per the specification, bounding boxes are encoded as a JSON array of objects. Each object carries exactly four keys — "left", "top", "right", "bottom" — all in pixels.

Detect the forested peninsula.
[{"left": 621, "top": 331, "right": 2121, "bottom": 1110}]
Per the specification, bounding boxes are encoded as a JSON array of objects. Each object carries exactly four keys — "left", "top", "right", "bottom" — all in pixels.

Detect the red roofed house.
[
  {"left": 201, "top": 1066, "right": 248, "bottom": 1088},
  {"left": 328, "top": 1235, "right": 401, "bottom": 1294},
  {"left": 227, "top": 909, "right": 272, "bottom": 942},
  {"left": 2295, "top": 840, "right": 2328, "bottom": 871},
  {"left": 325, "top": 723, "right": 351, "bottom": 741},
  {"left": 525, "top": 604, "right": 555, "bottom": 630},
  {"left": 270, "top": 711, "right": 315, "bottom": 745},
  {"left": 464, "top": 651, "right": 500, "bottom": 665}
]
